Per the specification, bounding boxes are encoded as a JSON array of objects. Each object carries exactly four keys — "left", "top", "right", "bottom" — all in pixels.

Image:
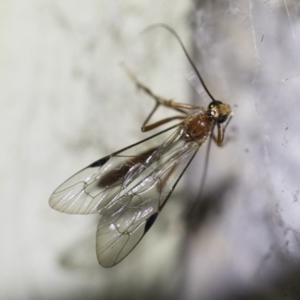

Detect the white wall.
[{"left": 1, "top": 1, "right": 300, "bottom": 300}]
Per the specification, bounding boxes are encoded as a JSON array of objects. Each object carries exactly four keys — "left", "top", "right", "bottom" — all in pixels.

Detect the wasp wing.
[
  {"left": 49, "top": 125, "right": 200, "bottom": 267},
  {"left": 94, "top": 130, "right": 200, "bottom": 267},
  {"left": 49, "top": 125, "right": 182, "bottom": 214}
]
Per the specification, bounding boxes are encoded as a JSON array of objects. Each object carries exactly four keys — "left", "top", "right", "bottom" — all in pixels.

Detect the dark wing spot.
[
  {"left": 144, "top": 213, "right": 158, "bottom": 233},
  {"left": 89, "top": 155, "right": 110, "bottom": 168}
]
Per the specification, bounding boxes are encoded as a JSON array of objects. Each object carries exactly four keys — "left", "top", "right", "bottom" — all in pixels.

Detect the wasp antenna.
[{"left": 141, "top": 23, "right": 216, "bottom": 103}]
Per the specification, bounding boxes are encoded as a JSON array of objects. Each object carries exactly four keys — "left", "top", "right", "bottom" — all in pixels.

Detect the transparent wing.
[
  {"left": 95, "top": 138, "right": 199, "bottom": 267},
  {"left": 50, "top": 125, "right": 183, "bottom": 214},
  {"left": 96, "top": 133, "right": 199, "bottom": 267},
  {"left": 49, "top": 124, "right": 201, "bottom": 267}
]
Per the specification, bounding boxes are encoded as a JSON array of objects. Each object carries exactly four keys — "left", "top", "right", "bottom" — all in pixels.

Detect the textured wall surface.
[
  {"left": 185, "top": 2, "right": 300, "bottom": 300},
  {"left": 1, "top": 1, "right": 300, "bottom": 300},
  {"left": 0, "top": 1, "right": 192, "bottom": 300}
]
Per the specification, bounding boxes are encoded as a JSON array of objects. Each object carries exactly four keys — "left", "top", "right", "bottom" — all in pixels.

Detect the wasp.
[{"left": 49, "top": 24, "right": 232, "bottom": 267}]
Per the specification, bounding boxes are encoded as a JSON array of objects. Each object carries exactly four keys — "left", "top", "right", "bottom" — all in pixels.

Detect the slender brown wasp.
[{"left": 49, "top": 24, "right": 232, "bottom": 268}]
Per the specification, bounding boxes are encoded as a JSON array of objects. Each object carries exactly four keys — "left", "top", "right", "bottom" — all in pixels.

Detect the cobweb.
[{"left": 181, "top": 1, "right": 300, "bottom": 300}]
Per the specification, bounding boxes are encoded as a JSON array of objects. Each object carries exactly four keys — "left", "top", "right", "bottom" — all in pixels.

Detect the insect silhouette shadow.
[{"left": 183, "top": 176, "right": 236, "bottom": 234}]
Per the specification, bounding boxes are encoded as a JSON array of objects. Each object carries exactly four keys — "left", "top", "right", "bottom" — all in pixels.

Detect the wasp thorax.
[
  {"left": 207, "top": 100, "right": 231, "bottom": 124},
  {"left": 183, "top": 113, "right": 212, "bottom": 143}
]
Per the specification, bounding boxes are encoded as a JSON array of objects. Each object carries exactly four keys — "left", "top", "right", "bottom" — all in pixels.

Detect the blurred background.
[{"left": 1, "top": 1, "right": 300, "bottom": 299}]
